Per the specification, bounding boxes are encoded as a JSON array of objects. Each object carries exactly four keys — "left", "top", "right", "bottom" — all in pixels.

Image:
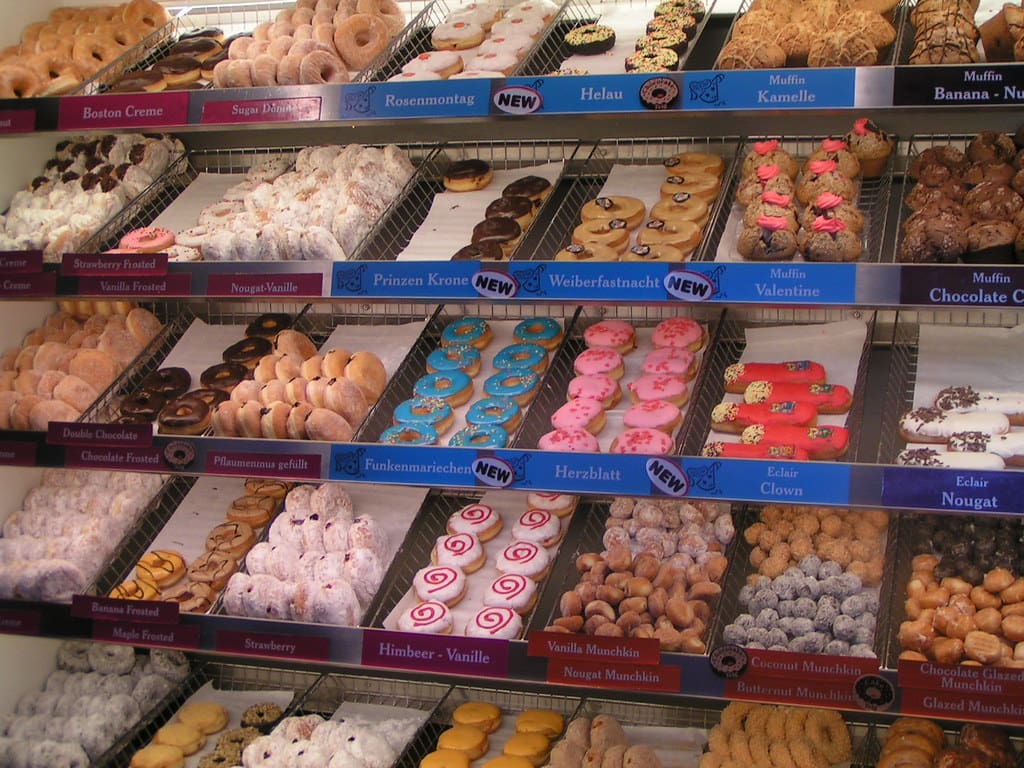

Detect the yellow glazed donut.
[
  {"left": 572, "top": 219, "right": 630, "bottom": 253},
  {"left": 580, "top": 196, "right": 647, "bottom": 229},
  {"left": 637, "top": 217, "right": 701, "bottom": 254}
]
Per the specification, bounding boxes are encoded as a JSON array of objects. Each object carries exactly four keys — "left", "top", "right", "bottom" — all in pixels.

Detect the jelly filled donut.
[
  {"left": 496, "top": 540, "right": 550, "bottom": 580},
  {"left": 513, "top": 317, "right": 562, "bottom": 350},
  {"left": 466, "top": 396, "right": 522, "bottom": 432},
  {"left": 413, "top": 370, "right": 474, "bottom": 407},
  {"left": 567, "top": 373, "right": 621, "bottom": 408},
  {"left": 433, "top": 532, "right": 486, "bottom": 572},
  {"left": 583, "top": 319, "right": 635, "bottom": 354},
  {"left": 426, "top": 343, "right": 482, "bottom": 376},
  {"left": 610, "top": 427, "right": 674, "bottom": 454},
  {"left": 574, "top": 347, "right": 624, "bottom": 379},
  {"left": 466, "top": 606, "right": 523, "bottom": 638},
  {"left": 512, "top": 508, "right": 563, "bottom": 546},
  {"left": 441, "top": 317, "right": 493, "bottom": 349},
  {"left": 651, "top": 317, "right": 705, "bottom": 350},
  {"left": 641, "top": 346, "right": 696, "bottom": 378},
  {"left": 483, "top": 369, "right": 540, "bottom": 406},
  {"left": 448, "top": 424, "right": 509, "bottom": 448}
]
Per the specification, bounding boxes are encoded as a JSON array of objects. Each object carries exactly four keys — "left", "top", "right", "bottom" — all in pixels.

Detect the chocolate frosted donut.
[
  {"left": 245, "top": 313, "right": 292, "bottom": 339},
  {"left": 471, "top": 218, "right": 522, "bottom": 254},
  {"left": 168, "top": 37, "right": 222, "bottom": 60},
  {"left": 223, "top": 336, "right": 273, "bottom": 368},
  {"left": 502, "top": 175, "right": 551, "bottom": 202},
  {"left": 151, "top": 54, "right": 203, "bottom": 77},
  {"left": 141, "top": 367, "right": 191, "bottom": 399},
  {"left": 452, "top": 242, "right": 504, "bottom": 260},
  {"left": 444, "top": 159, "right": 493, "bottom": 191},
  {"left": 109, "top": 71, "right": 167, "bottom": 93},
  {"left": 158, "top": 395, "right": 212, "bottom": 435},
  {"left": 120, "top": 390, "right": 167, "bottom": 421},
  {"left": 180, "top": 26, "right": 225, "bottom": 41},
  {"left": 182, "top": 388, "right": 230, "bottom": 407},
  {"left": 485, "top": 195, "right": 533, "bottom": 221},
  {"left": 200, "top": 362, "right": 248, "bottom": 391}
]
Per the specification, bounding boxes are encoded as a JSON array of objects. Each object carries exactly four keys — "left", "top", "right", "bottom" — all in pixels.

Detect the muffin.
[
  {"left": 795, "top": 159, "right": 856, "bottom": 205},
  {"left": 801, "top": 192, "right": 864, "bottom": 233},
  {"left": 962, "top": 161, "right": 1015, "bottom": 188},
  {"left": 909, "top": 145, "right": 968, "bottom": 180},
  {"left": 844, "top": 117, "right": 893, "bottom": 177},
  {"left": 807, "top": 30, "right": 878, "bottom": 67},
  {"left": 799, "top": 217, "right": 863, "bottom": 262},
  {"left": 905, "top": 180, "right": 967, "bottom": 210},
  {"left": 964, "top": 181, "right": 1024, "bottom": 221},
  {"left": 805, "top": 138, "right": 861, "bottom": 179},
  {"left": 965, "top": 220, "right": 1018, "bottom": 264},
  {"left": 737, "top": 215, "right": 799, "bottom": 260},
  {"left": 736, "top": 164, "right": 796, "bottom": 206},
  {"left": 899, "top": 215, "right": 968, "bottom": 263},
  {"left": 967, "top": 131, "right": 1016, "bottom": 164},
  {"left": 742, "top": 139, "right": 799, "bottom": 179},
  {"left": 744, "top": 191, "right": 799, "bottom": 231}
]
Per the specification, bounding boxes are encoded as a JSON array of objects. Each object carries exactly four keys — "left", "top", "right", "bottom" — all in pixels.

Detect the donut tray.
[
  {"left": 74, "top": 10, "right": 182, "bottom": 96},
  {"left": 677, "top": 307, "right": 877, "bottom": 463},
  {"left": 717, "top": 0, "right": 910, "bottom": 70},
  {"left": 83, "top": 140, "right": 440, "bottom": 260},
  {"left": 702, "top": 135, "right": 896, "bottom": 264},
  {"left": 97, "top": 659, "right": 322, "bottom": 767},
  {"left": 512, "top": 304, "right": 725, "bottom": 454},
  {"left": 354, "top": 139, "right": 585, "bottom": 261},
  {"left": 707, "top": 502, "right": 902, "bottom": 663},
  {"left": 533, "top": 496, "right": 745, "bottom": 656},
  {"left": 517, "top": 0, "right": 719, "bottom": 77},
  {"left": 397, "top": 684, "right": 584, "bottom": 768},
  {"left": 518, "top": 136, "right": 742, "bottom": 261},
  {"left": 875, "top": 308, "right": 1024, "bottom": 466},
  {"left": 365, "top": 489, "right": 592, "bottom": 638},
  {"left": 354, "top": 302, "right": 584, "bottom": 444}
]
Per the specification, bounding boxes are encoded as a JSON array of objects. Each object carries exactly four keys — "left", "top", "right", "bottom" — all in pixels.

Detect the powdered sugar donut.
[
  {"left": 466, "top": 606, "right": 522, "bottom": 638},
  {"left": 496, "top": 540, "right": 549, "bottom": 580},
  {"left": 433, "top": 533, "right": 485, "bottom": 573},
  {"left": 413, "top": 565, "right": 467, "bottom": 606},
  {"left": 398, "top": 600, "right": 452, "bottom": 633},
  {"left": 342, "top": 547, "right": 384, "bottom": 606},
  {"left": 512, "top": 509, "right": 562, "bottom": 547},
  {"left": 446, "top": 503, "right": 502, "bottom": 541}
]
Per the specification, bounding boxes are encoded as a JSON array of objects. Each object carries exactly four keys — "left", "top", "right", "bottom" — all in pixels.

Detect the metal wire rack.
[
  {"left": 358, "top": 0, "right": 457, "bottom": 83},
  {"left": 517, "top": 0, "right": 713, "bottom": 76},
  {"left": 520, "top": 137, "right": 741, "bottom": 261},
  {"left": 76, "top": 15, "right": 181, "bottom": 96},
  {"left": 513, "top": 304, "right": 725, "bottom": 454},
  {"left": 96, "top": 659, "right": 323, "bottom": 767},
  {"left": 533, "top": 496, "right": 745, "bottom": 651},
  {"left": 352, "top": 303, "right": 584, "bottom": 443},
  {"left": 678, "top": 308, "right": 876, "bottom": 462},
  {"left": 716, "top": 0, "right": 908, "bottom": 69},
  {"left": 875, "top": 309, "right": 1024, "bottom": 464},
  {"left": 79, "top": 302, "right": 317, "bottom": 426},
  {"left": 707, "top": 504, "right": 901, "bottom": 663},
  {"left": 356, "top": 140, "right": 585, "bottom": 261},
  {"left": 92, "top": 474, "right": 197, "bottom": 598},
  {"left": 701, "top": 136, "right": 895, "bottom": 263},
  {"left": 82, "top": 141, "right": 441, "bottom": 260},
  {"left": 394, "top": 684, "right": 584, "bottom": 768},
  {"left": 296, "top": 671, "right": 450, "bottom": 723}
]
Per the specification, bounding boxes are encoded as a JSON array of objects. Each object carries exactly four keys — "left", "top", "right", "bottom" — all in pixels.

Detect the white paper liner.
[
  {"left": 331, "top": 699, "right": 432, "bottom": 726},
  {"left": 558, "top": 2, "right": 666, "bottom": 74},
  {"left": 165, "top": 680, "right": 296, "bottom": 768},
  {"left": 383, "top": 490, "right": 574, "bottom": 637},
  {"left": 149, "top": 173, "right": 250, "bottom": 234},
  {"left": 701, "top": 319, "right": 868, "bottom": 449},
  {"left": 903, "top": 323, "right": 1024, "bottom": 453},
  {"left": 541, "top": 322, "right": 707, "bottom": 452},
  {"left": 397, "top": 162, "right": 565, "bottom": 261}
]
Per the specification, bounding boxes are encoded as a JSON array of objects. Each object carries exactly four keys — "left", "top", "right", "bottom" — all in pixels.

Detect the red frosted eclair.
[
  {"left": 701, "top": 442, "right": 810, "bottom": 460},
  {"left": 743, "top": 380, "right": 852, "bottom": 414},
  {"left": 739, "top": 423, "right": 849, "bottom": 459},
  {"left": 723, "top": 360, "right": 827, "bottom": 394},
  {"left": 710, "top": 400, "right": 817, "bottom": 433}
]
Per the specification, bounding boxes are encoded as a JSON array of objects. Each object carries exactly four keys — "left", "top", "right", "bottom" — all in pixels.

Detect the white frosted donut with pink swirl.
[
  {"left": 398, "top": 600, "right": 452, "bottom": 634},
  {"left": 446, "top": 503, "right": 502, "bottom": 542},
  {"left": 465, "top": 606, "right": 522, "bottom": 638},
  {"left": 413, "top": 565, "right": 467, "bottom": 606},
  {"left": 432, "top": 532, "right": 485, "bottom": 573},
  {"left": 495, "top": 540, "right": 549, "bottom": 580},
  {"left": 483, "top": 573, "right": 538, "bottom": 613},
  {"left": 525, "top": 492, "right": 577, "bottom": 517},
  {"left": 512, "top": 509, "right": 562, "bottom": 547}
]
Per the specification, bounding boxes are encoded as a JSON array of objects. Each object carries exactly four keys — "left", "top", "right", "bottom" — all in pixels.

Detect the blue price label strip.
[
  {"left": 331, "top": 261, "right": 482, "bottom": 298},
  {"left": 498, "top": 74, "right": 683, "bottom": 115},
  {"left": 337, "top": 81, "right": 492, "bottom": 120},
  {"left": 683, "top": 69, "right": 856, "bottom": 110},
  {"left": 882, "top": 467, "right": 1024, "bottom": 515}
]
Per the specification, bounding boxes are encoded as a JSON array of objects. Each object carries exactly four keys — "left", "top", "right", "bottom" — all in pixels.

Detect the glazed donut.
[
  {"left": 334, "top": 13, "right": 390, "bottom": 69},
  {"left": 581, "top": 196, "right": 647, "bottom": 229},
  {"left": 300, "top": 50, "right": 349, "bottom": 83},
  {"left": 268, "top": 35, "right": 295, "bottom": 60},
  {"left": 252, "top": 53, "right": 279, "bottom": 86},
  {"left": 223, "top": 58, "right": 254, "bottom": 87},
  {"left": 572, "top": 218, "right": 630, "bottom": 253},
  {"left": 27, "top": 52, "right": 80, "bottom": 81},
  {"left": 277, "top": 53, "right": 303, "bottom": 84},
  {"left": 292, "top": 6, "right": 317, "bottom": 25},
  {"left": 0, "top": 65, "right": 42, "bottom": 98},
  {"left": 885, "top": 719, "right": 945, "bottom": 749},
  {"left": 123, "top": 0, "right": 171, "bottom": 31},
  {"left": 72, "top": 33, "right": 122, "bottom": 74},
  {"left": 313, "top": 22, "right": 337, "bottom": 48},
  {"left": 269, "top": 20, "right": 297, "bottom": 39},
  {"left": 101, "top": 23, "right": 144, "bottom": 50},
  {"left": 803, "top": 710, "right": 851, "bottom": 763},
  {"left": 357, "top": 0, "right": 407, "bottom": 32},
  {"left": 294, "top": 24, "right": 315, "bottom": 40}
]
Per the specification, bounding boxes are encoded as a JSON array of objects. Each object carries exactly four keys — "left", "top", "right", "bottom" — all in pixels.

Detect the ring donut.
[
  {"left": 334, "top": 13, "right": 390, "bottom": 69},
  {"left": 803, "top": 710, "right": 851, "bottom": 763},
  {"left": 300, "top": 49, "right": 349, "bottom": 83},
  {"left": 572, "top": 218, "right": 630, "bottom": 253},
  {"left": 0, "top": 65, "right": 42, "bottom": 98},
  {"left": 357, "top": 0, "right": 407, "bottom": 32},
  {"left": 123, "top": 0, "right": 171, "bottom": 31},
  {"left": 72, "top": 33, "right": 123, "bottom": 74}
]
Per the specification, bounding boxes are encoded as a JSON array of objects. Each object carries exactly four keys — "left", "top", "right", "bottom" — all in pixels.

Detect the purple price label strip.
[
  {"left": 72, "top": 595, "right": 179, "bottom": 624},
  {"left": 58, "top": 92, "right": 190, "bottom": 130},
  {"left": 62, "top": 252, "right": 168, "bottom": 277},
  {"left": 205, "top": 450, "right": 322, "bottom": 479},
  {"left": 64, "top": 445, "right": 164, "bottom": 472},
  {"left": 0, "top": 109, "right": 35, "bottom": 133},
  {"left": 0, "top": 272, "right": 56, "bottom": 297},
  {"left": 201, "top": 97, "right": 322, "bottom": 124},
  {"left": 47, "top": 421, "right": 152, "bottom": 448},
  {"left": 216, "top": 630, "right": 330, "bottom": 661},
  {"left": 0, "top": 250, "right": 42, "bottom": 273},
  {"left": 362, "top": 629, "right": 509, "bottom": 676},
  {"left": 0, "top": 440, "right": 38, "bottom": 466},
  {"left": 94, "top": 621, "right": 200, "bottom": 649},
  {"left": 77, "top": 273, "right": 191, "bottom": 297},
  {"left": 206, "top": 272, "right": 324, "bottom": 297},
  {"left": 0, "top": 608, "right": 40, "bottom": 635}
]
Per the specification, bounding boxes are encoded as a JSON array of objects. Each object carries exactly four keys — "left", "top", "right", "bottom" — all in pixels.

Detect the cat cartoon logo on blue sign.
[
  {"left": 646, "top": 457, "right": 689, "bottom": 496},
  {"left": 493, "top": 85, "right": 542, "bottom": 115},
  {"left": 473, "top": 456, "right": 515, "bottom": 487},
  {"left": 664, "top": 269, "right": 715, "bottom": 301},
  {"left": 473, "top": 269, "right": 519, "bottom": 298}
]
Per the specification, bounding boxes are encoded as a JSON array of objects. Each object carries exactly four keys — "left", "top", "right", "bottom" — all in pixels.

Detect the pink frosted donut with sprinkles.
[{"left": 651, "top": 317, "right": 705, "bottom": 351}]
